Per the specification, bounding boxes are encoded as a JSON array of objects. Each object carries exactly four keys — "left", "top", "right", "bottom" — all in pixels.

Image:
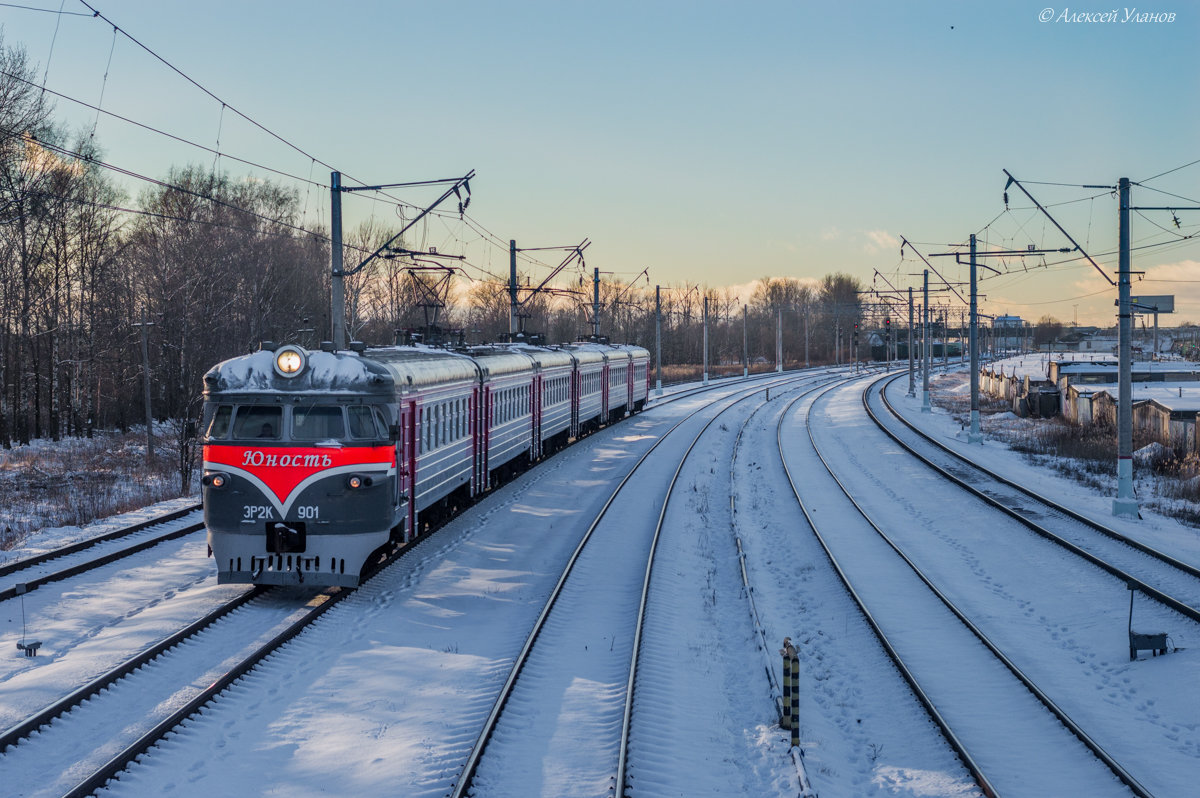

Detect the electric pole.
[
  {"left": 703, "top": 295, "right": 710, "bottom": 385},
  {"left": 655, "top": 285, "right": 663, "bottom": 395},
  {"left": 742, "top": 305, "right": 748, "bottom": 378},
  {"left": 509, "top": 240, "right": 519, "bottom": 336},
  {"left": 593, "top": 267, "right": 601, "bottom": 339},
  {"left": 132, "top": 309, "right": 155, "bottom": 462},
  {"left": 922, "top": 270, "right": 931, "bottom": 412},
  {"left": 330, "top": 171, "right": 345, "bottom": 349},
  {"left": 907, "top": 287, "right": 915, "bottom": 397},
  {"left": 776, "top": 307, "right": 783, "bottom": 373},
  {"left": 1114, "top": 177, "right": 1138, "bottom": 517},
  {"left": 330, "top": 169, "right": 473, "bottom": 350},
  {"left": 968, "top": 234, "right": 982, "bottom": 443}
]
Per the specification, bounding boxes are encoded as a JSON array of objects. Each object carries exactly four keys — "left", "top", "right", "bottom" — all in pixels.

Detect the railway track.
[
  {"left": 784, "top": 376, "right": 1147, "bottom": 797},
  {"left": 450, "top": 371, "right": 844, "bottom": 796},
  {"left": 867, "top": 373, "right": 1200, "bottom": 627},
  {"left": 3, "top": 372, "right": 824, "bottom": 797},
  {"left": 0, "top": 506, "right": 204, "bottom": 603}
]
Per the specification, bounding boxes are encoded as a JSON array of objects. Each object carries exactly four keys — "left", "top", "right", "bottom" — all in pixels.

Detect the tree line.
[{"left": 0, "top": 40, "right": 873, "bottom": 449}]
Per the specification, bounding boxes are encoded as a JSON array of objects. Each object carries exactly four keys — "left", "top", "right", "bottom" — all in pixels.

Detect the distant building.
[{"left": 993, "top": 315, "right": 1028, "bottom": 352}]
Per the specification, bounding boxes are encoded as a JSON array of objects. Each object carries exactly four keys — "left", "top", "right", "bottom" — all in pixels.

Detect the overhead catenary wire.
[
  {"left": 1138, "top": 157, "right": 1200, "bottom": 185},
  {"left": 7, "top": 4, "right": 591, "bottom": 299},
  {"left": 0, "top": 1, "right": 90, "bottom": 14}
]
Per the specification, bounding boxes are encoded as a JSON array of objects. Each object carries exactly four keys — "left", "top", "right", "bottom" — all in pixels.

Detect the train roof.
[
  {"left": 499, "top": 343, "right": 576, "bottom": 369},
  {"left": 463, "top": 346, "right": 537, "bottom": 378},
  {"left": 607, "top": 343, "right": 650, "bottom": 360},
  {"left": 203, "top": 340, "right": 647, "bottom": 398},
  {"left": 363, "top": 345, "right": 481, "bottom": 388},
  {"left": 559, "top": 342, "right": 609, "bottom": 365},
  {"left": 203, "top": 349, "right": 393, "bottom": 396}
]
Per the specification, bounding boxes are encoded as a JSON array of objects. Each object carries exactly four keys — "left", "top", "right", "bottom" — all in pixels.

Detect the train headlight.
[
  {"left": 346, "top": 474, "right": 373, "bottom": 489},
  {"left": 273, "top": 346, "right": 306, "bottom": 378},
  {"left": 203, "top": 472, "right": 228, "bottom": 488}
]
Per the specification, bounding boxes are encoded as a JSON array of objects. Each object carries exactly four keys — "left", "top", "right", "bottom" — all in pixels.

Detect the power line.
[
  {"left": 7, "top": 127, "right": 343, "bottom": 244},
  {"left": 0, "top": 1, "right": 90, "bottom": 15},
  {"left": 1131, "top": 182, "right": 1200, "bottom": 207},
  {"left": 1138, "top": 157, "right": 1200, "bottom": 184},
  {"left": 75, "top": 0, "right": 337, "bottom": 178},
  {"left": 0, "top": 67, "right": 327, "bottom": 187},
  {"left": 22, "top": 4, "right": 574, "bottom": 295}
]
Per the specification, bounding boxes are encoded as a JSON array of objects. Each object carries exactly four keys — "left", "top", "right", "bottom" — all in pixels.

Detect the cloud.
[{"left": 863, "top": 229, "right": 900, "bottom": 255}]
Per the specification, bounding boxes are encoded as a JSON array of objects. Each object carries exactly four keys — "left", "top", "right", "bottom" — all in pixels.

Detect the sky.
[{"left": 2, "top": 0, "right": 1199, "bottom": 326}]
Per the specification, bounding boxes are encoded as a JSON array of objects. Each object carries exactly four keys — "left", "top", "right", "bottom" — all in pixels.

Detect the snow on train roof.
[
  {"left": 560, "top": 343, "right": 609, "bottom": 364},
  {"left": 463, "top": 346, "right": 537, "bottom": 377},
  {"left": 203, "top": 350, "right": 392, "bottom": 394},
  {"left": 499, "top": 343, "right": 575, "bottom": 369},
  {"left": 363, "top": 345, "right": 481, "bottom": 387}
]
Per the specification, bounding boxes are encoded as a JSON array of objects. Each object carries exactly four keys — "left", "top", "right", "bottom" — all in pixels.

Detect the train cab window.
[
  {"left": 233, "top": 406, "right": 282, "bottom": 440},
  {"left": 348, "top": 406, "right": 385, "bottom": 440},
  {"left": 293, "top": 405, "right": 346, "bottom": 441},
  {"left": 206, "top": 405, "right": 233, "bottom": 439}
]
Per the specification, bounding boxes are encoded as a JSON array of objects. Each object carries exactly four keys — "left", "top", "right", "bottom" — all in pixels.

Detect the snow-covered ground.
[{"left": 2, "top": 364, "right": 1196, "bottom": 797}]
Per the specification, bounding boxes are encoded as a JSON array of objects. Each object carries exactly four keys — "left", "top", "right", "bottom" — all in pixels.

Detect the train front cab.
[{"left": 201, "top": 349, "right": 403, "bottom": 587}]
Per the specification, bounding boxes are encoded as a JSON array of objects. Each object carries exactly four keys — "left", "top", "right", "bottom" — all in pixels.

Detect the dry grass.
[{"left": 0, "top": 429, "right": 193, "bottom": 550}]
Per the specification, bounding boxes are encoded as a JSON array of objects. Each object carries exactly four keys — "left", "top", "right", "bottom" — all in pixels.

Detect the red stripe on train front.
[{"left": 203, "top": 445, "right": 395, "bottom": 505}]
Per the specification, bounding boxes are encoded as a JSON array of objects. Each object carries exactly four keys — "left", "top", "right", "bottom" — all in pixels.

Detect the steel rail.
[
  {"left": 874, "top": 372, "right": 1200, "bottom": 581},
  {"left": 806, "top": 378, "right": 1150, "bottom": 797},
  {"left": 779, "top": 379, "right": 999, "bottom": 797},
  {"left": 867, "top": 374, "right": 1200, "bottom": 626},
  {"left": 614, "top": 371, "right": 840, "bottom": 796},
  {"left": 451, "top": 371, "right": 831, "bottom": 798},
  {"left": 0, "top": 585, "right": 264, "bottom": 752},
  {"left": 61, "top": 585, "right": 349, "bottom": 798},
  {"left": 0, "top": 503, "right": 201, "bottom": 579},
  {"left": 0, "top": 521, "right": 206, "bottom": 603}
]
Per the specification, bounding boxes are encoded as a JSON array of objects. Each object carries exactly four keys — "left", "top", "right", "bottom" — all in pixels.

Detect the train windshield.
[
  {"left": 348, "top": 406, "right": 387, "bottom": 439},
  {"left": 232, "top": 406, "right": 283, "bottom": 440},
  {"left": 293, "top": 405, "right": 347, "bottom": 441},
  {"left": 206, "top": 405, "right": 233, "bottom": 439}
]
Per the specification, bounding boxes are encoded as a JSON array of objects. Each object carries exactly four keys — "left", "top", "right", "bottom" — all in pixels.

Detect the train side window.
[
  {"left": 207, "top": 405, "right": 233, "bottom": 439},
  {"left": 233, "top": 406, "right": 283, "bottom": 440},
  {"left": 293, "top": 405, "right": 346, "bottom": 441}
]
